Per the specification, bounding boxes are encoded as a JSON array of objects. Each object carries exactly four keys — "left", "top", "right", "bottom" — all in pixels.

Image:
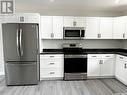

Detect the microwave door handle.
[
  {"left": 80, "top": 30, "right": 83, "bottom": 37},
  {"left": 81, "top": 30, "right": 85, "bottom": 37},
  {"left": 80, "top": 30, "right": 82, "bottom": 37}
]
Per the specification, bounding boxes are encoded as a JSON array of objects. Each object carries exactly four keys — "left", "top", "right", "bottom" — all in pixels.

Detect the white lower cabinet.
[
  {"left": 88, "top": 54, "right": 115, "bottom": 77},
  {"left": 40, "top": 69, "right": 63, "bottom": 78},
  {"left": 115, "top": 55, "right": 127, "bottom": 85},
  {"left": 88, "top": 58, "right": 100, "bottom": 76},
  {"left": 101, "top": 58, "right": 115, "bottom": 76},
  {"left": 40, "top": 54, "right": 64, "bottom": 80}
]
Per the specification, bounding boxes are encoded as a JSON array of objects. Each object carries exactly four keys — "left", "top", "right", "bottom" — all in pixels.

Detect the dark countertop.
[
  {"left": 40, "top": 49, "right": 127, "bottom": 56},
  {"left": 40, "top": 49, "right": 63, "bottom": 54}
]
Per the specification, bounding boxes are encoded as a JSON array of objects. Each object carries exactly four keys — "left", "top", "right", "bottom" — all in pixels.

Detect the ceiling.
[{"left": 15, "top": 0, "right": 127, "bottom": 15}]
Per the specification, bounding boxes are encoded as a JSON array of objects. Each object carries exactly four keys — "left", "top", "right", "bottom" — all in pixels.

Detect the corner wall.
[{"left": 122, "top": 40, "right": 127, "bottom": 49}]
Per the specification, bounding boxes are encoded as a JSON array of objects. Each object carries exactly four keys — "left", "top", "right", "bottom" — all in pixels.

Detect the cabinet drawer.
[
  {"left": 117, "top": 55, "right": 125, "bottom": 60},
  {"left": 88, "top": 54, "right": 102, "bottom": 58},
  {"left": 101, "top": 54, "right": 115, "bottom": 58},
  {"left": 40, "top": 69, "right": 63, "bottom": 78},
  {"left": 40, "top": 54, "right": 64, "bottom": 59},
  {"left": 88, "top": 54, "right": 115, "bottom": 58},
  {"left": 40, "top": 58, "right": 63, "bottom": 68}
]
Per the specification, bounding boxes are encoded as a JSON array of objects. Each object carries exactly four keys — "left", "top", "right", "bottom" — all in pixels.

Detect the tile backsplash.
[{"left": 41, "top": 39, "right": 123, "bottom": 49}]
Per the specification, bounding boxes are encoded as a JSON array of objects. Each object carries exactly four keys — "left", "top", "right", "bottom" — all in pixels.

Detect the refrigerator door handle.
[
  {"left": 16, "top": 29, "right": 20, "bottom": 56},
  {"left": 20, "top": 29, "right": 23, "bottom": 56}
]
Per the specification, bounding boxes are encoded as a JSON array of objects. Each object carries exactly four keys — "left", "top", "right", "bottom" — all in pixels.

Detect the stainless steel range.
[{"left": 62, "top": 43, "right": 87, "bottom": 80}]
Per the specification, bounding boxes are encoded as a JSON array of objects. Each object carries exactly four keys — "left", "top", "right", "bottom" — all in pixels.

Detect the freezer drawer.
[{"left": 5, "top": 62, "right": 38, "bottom": 85}]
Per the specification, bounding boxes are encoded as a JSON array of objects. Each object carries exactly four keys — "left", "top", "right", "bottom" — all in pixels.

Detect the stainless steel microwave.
[{"left": 63, "top": 27, "right": 85, "bottom": 39}]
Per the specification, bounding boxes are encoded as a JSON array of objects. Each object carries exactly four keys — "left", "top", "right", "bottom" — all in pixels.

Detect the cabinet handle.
[
  {"left": 98, "top": 34, "right": 101, "bottom": 38},
  {"left": 73, "top": 21, "right": 77, "bottom": 26},
  {"left": 106, "top": 56, "right": 110, "bottom": 57},
  {"left": 51, "top": 33, "right": 54, "bottom": 38},
  {"left": 99, "top": 60, "right": 101, "bottom": 64},
  {"left": 119, "top": 57, "right": 123, "bottom": 59},
  {"left": 99, "top": 60, "right": 103, "bottom": 64},
  {"left": 52, "top": 33, "right": 54, "bottom": 38},
  {"left": 51, "top": 33, "right": 52, "bottom": 38},
  {"left": 124, "top": 64, "right": 127, "bottom": 69},
  {"left": 92, "top": 56, "right": 97, "bottom": 57},
  {"left": 20, "top": 16, "right": 25, "bottom": 22},
  {"left": 98, "top": 34, "right": 99, "bottom": 38},
  {"left": 50, "top": 56, "right": 54, "bottom": 58},
  {"left": 123, "top": 33, "right": 125, "bottom": 38},
  {"left": 50, "top": 63, "right": 55, "bottom": 65},
  {"left": 50, "top": 72, "right": 55, "bottom": 74}
]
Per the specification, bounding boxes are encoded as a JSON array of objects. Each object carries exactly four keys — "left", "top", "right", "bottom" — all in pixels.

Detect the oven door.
[{"left": 64, "top": 55, "right": 87, "bottom": 73}]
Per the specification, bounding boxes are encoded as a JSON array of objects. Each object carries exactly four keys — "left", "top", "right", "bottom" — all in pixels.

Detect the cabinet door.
[
  {"left": 2, "top": 15, "right": 19, "bottom": 23},
  {"left": 125, "top": 16, "right": 127, "bottom": 39},
  {"left": 75, "top": 17, "right": 85, "bottom": 27},
  {"left": 86, "top": 17, "right": 100, "bottom": 39},
  {"left": 115, "top": 55, "right": 125, "bottom": 78},
  {"left": 41, "top": 16, "right": 53, "bottom": 39},
  {"left": 88, "top": 58, "right": 100, "bottom": 76},
  {"left": 0, "top": 23, "right": 4, "bottom": 75},
  {"left": 113, "top": 17, "right": 126, "bottom": 39},
  {"left": 25, "top": 15, "right": 40, "bottom": 23},
  {"left": 63, "top": 16, "right": 73, "bottom": 27},
  {"left": 101, "top": 58, "right": 115, "bottom": 76},
  {"left": 100, "top": 17, "right": 113, "bottom": 39},
  {"left": 40, "top": 69, "right": 63, "bottom": 79},
  {"left": 53, "top": 16, "right": 63, "bottom": 39}
]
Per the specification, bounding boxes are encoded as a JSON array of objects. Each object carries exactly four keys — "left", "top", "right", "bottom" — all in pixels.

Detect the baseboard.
[
  {"left": 40, "top": 77, "right": 63, "bottom": 81},
  {"left": 87, "top": 76, "right": 115, "bottom": 79},
  {"left": 115, "top": 76, "right": 127, "bottom": 86}
]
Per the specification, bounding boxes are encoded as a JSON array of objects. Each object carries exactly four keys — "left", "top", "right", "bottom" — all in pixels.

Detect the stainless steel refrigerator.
[{"left": 2, "top": 23, "right": 39, "bottom": 85}]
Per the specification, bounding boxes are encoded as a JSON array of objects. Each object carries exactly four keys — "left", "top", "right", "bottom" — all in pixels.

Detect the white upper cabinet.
[
  {"left": 41, "top": 16, "right": 63, "bottom": 39},
  {"left": 86, "top": 17, "right": 100, "bottom": 39},
  {"left": 86, "top": 17, "right": 113, "bottom": 39},
  {"left": 53, "top": 16, "right": 63, "bottom": 39},
  {"left": 63, "top": 17, "right": 73, "bottom": 27},
  {"left": 40, "top": 15, "right": 127, "bottom": 40},
  {"left": 41, "top": 16, "right": 53, "bottom": 39},
  {"left": 63, "top": 16, "right": 85, "bottom": 27},
  {"left": 2, "top": 13, "right": 40, "bottom": 23},
  {"left": 75, "top": 17, "right": 86, "bottom": 27},
  {"left": 125, "top": 16, "right": 127, "bottom": 39},
  {"left": 113, "top": 16, "right": 126, "bottom": 39},
  {"left": 100, "top": 17, "right": 113, "bottom": 39}
]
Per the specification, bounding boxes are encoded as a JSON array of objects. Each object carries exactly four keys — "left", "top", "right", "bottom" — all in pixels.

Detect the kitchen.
[{"left": 1, "top": 0, "right": 127, "bottom": 95}]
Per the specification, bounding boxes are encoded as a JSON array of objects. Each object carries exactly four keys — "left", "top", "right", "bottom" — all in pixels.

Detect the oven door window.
[
  {"left": 64, "top": 58, "right": 87, "bottom": 73},
  {"left": 65, "top": 30, "right": 80, "bottom": 37}
]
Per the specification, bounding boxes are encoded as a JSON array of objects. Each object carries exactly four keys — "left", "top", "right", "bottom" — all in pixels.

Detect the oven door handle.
[{"left": 65, "top": 55, "right": 87, "bottom": 58}]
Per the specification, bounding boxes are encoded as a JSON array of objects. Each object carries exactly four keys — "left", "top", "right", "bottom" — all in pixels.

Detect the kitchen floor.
[{"left": 0, "top": 76, "right": 127, "bottom": 95}]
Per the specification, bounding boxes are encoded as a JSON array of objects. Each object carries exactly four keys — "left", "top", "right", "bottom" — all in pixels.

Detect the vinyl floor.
[{"left": 0, "top": 76, "right": 127, "bottom": 95}]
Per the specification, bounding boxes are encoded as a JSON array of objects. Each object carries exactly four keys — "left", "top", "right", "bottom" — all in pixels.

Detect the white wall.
[
  {"left": 41, "top": 39, "right": 123, "bottom": 50},
  {"left": 0, "top": 23, "right": 4, "bottom": 75},
  {"left": 122, "top": 40, "right": 127, "bottom": 49},
  {"left": 123, "top": 11, "right": 127, "bottom": 16},
  {"left": 16, "top": 9, "right": 123, "bottom": 17}
]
